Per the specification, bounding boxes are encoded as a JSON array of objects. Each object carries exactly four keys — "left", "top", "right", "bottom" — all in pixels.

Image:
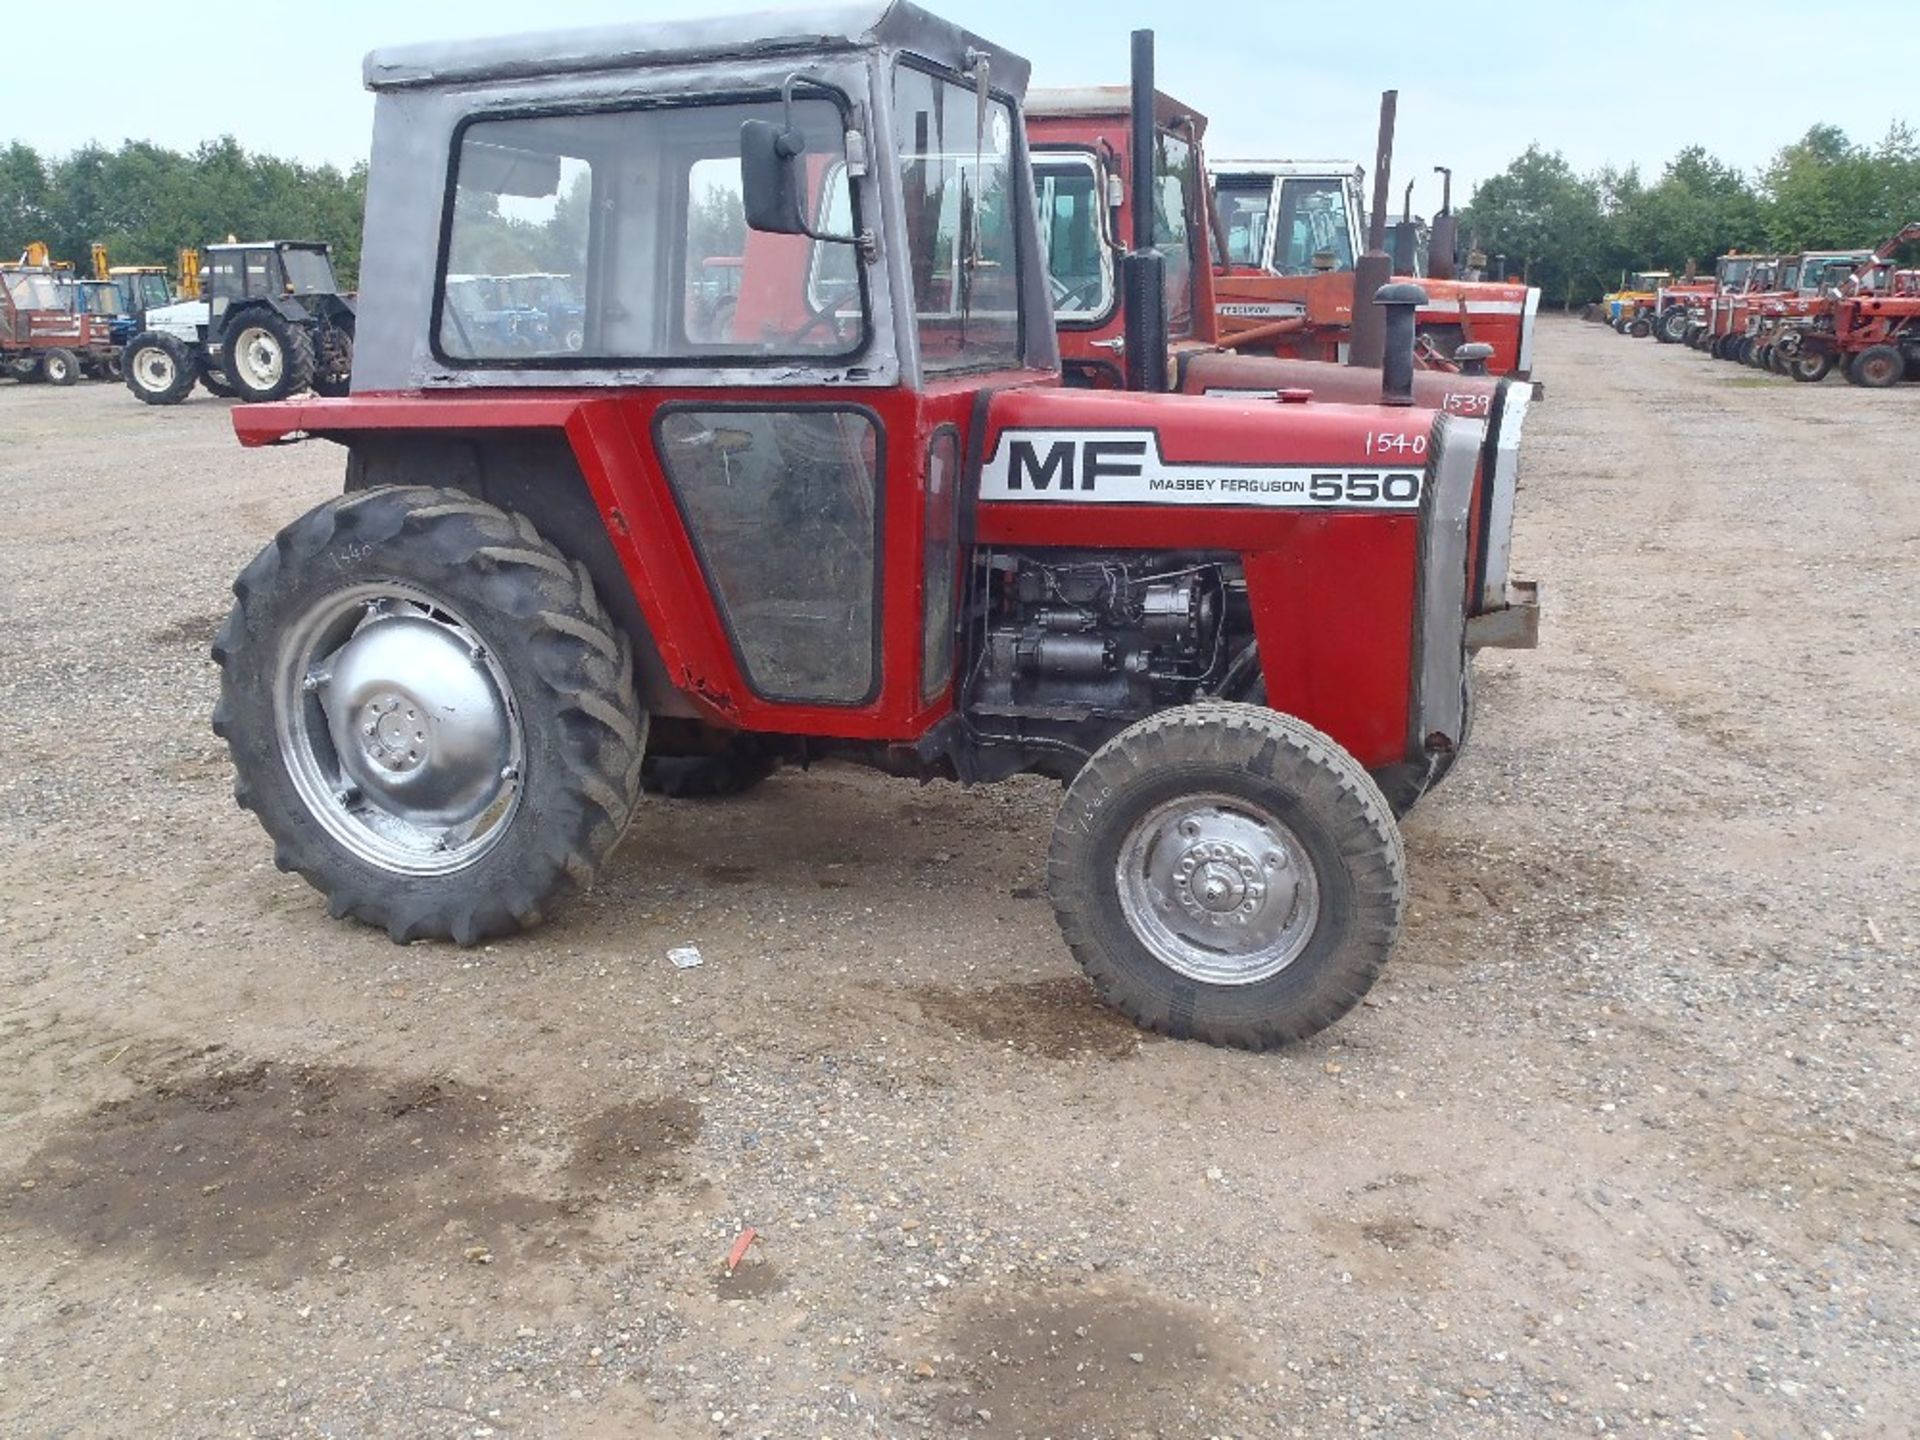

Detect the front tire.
[
  {"left": 124, "top": 332, "right": 196, "bottom": 404},
  {"left": 40, "top": 348, "right": 80, "bottom": 386},
  {"left": 1846, "top": 344, "right": 1904, "bottom": 388},
  {"left": 212, "top": 486, "right": 646, "bottom": 945},
  {"left": 1789, "top": 353, "right": 1834, "bottom": 383},
  {"left": 222, "top": 309, "right": 315, "bottom": 402},
  {"left": 1048, "top": 703, "right": 1404, "bottom": 1050}
]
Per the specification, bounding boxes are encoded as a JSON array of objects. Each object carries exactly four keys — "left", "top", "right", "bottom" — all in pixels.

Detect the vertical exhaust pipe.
[
  {"left": 1122, "top": 28, "right": 1169, "bottom": 392},
  {"left": 1428, "top": 166, "right": 1457, "bottom": 281},
  {"left": 1348, "top": 89, "right": 1396, "bottom": 370},
  {"left": 1376, "top": 282, "right": 1426, "bottom": 405},
  {"left": 1393, "top": 178, "right": 1416, "bottom": 273}
]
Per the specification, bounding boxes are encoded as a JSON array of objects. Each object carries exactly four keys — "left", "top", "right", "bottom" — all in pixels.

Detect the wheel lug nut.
[{"left": 500, "top": 765, "right": 519, "bottom": 782}]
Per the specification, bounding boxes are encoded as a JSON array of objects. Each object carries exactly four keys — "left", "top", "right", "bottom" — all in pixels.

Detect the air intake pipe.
[{"left": 1376, "top": 282, "right": 1426, "bottom": 405}]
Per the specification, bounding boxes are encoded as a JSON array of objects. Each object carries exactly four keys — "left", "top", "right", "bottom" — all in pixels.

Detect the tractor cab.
[
  {"left": 1026, "top": 84, "right": 1218, "bottom": 387},
  {"left": 1214, "top": 162, "right": 1363, "bottom": 276},
  {"left": 204, "top": 241, "right": 343, "bottom": 311},
  {"left": 110, "top": 266, "right": 173, "bottom": 319}
]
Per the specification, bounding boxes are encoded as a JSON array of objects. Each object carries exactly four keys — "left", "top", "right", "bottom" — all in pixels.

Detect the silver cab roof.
[{"left": 363, "top": 0, "right": 1029, "bottom": 97}]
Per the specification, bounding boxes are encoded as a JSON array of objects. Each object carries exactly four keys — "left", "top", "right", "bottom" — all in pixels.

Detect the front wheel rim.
[
  {"left": 133, "top": 348, "right": 175, "bottom": 391},
  {"left": 1115, "top": 793, "right": 1321, "bottom": 986},
  {"left": 273, "top": 582, "right": 524, "bottom": 876}
]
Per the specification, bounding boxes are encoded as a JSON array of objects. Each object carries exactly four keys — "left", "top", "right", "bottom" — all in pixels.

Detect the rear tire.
[
  {"left": 1656, "top": 309, "right": 1687, "bottom": 344},
  {"left": 222, "top": 309, "right": 315, "bottom": 402},
  {"left": 1846, "top": 344, "right": 1904, "bottom": 388},
  {"left": 124, "top": 332, "right": 196, "bottom": 405},
  {"left": 40, "top": 348, "right": 80, "bottom": 386},
  {"left": 212, "top": 486, "right": 646, "bottom": 945},
  {"left": 1048, "top": 703, "right": 1404, "bottom": 1050}
]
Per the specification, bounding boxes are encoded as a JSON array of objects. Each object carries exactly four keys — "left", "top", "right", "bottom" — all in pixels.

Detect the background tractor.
[
  {"left": 1, "top": 252, "right": 114, "bottom": 385},
  {"left": 123, "top": 240, "right": 355, "bottom": 405},
  {"left": 1209, "top": 113, "right": 1541, "bottom": 380}
]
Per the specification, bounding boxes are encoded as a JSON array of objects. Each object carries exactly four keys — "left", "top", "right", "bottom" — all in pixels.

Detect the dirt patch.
[
  {"left": 918, "top": 1283, "right": 1238, "bottom": 1435},
  {"left": 4, "top": 1056, "right": 704, "bottom": 1280},
  {"left": 911, "top": 977, "right": 1153, "bottom": 1060},
  {"left": 561, "top": 1097, "right": 704, "bottom": 1194},
  {"left": 145, "top": 606, "right": 229, "bottom": 648}
]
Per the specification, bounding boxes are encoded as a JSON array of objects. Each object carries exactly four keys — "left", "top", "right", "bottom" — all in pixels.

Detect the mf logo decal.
[{"left": 979, "top": 430, "right": 1423, "bottom": 509}]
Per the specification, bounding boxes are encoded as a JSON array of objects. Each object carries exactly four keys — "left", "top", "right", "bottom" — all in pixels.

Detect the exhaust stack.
[
  {"left": 1428, "top": 166, "right": 1457, "bottom": 281},
  {"left": 1348, "top": 90, "right": 1396, "bottom": 370},
  {"left": 1393, "top": 179, "right": 1416, "bottom": 273},
  {"left": 1121, "top": 28, "right": 1169, "bottom": 392},
  {"left": 1376, "top": 282, "right": 1426, "bottom": 405}
]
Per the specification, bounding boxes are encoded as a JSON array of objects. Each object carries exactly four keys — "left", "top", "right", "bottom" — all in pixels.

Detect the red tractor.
[
  {"left": 1, "top": 255, "right": 115, "bottom": 385},
  {"left": 213, "top": 9, "right": 1529, "bottom": 1050},
  {"left": 1767, "top": 222, "right": 1920, "bottom": 384}
]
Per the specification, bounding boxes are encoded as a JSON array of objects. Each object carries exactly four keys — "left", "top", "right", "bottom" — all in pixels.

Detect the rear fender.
[{"left": 235, "top": 396, "right": 703, "bottom": 719}]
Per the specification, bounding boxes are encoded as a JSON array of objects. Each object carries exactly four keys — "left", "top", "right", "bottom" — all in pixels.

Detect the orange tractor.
[{"left": 1208, "top": 99, "right": 1540, "bottom": 379}]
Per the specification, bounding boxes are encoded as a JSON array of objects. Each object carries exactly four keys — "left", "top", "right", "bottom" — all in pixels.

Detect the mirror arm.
[{"left": 778, "top": 72, "right": 876, "bottom": 260}]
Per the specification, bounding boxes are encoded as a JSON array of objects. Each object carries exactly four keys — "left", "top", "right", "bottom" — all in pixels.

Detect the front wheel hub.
[{"left": 1116, "top": 795, "right": 1320, "bottom": 985}]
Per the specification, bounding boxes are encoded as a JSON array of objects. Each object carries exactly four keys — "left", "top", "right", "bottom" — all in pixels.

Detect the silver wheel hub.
[
  {"left": 1116, "top": 795, "right": 1320, "bottom": 986},
  {"left": 276, "top": 586, "right": 522, "bottom": 876}
]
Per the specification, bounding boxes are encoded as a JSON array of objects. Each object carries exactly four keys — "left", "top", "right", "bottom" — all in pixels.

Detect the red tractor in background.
[
  {"left": 1025, "top": 81, "right": 1538, "bottom": 680},
  {"left": 1652, "top": 269, "right": 1715, "bottom": 343},
  {"left": 1781, "top": 222, "right": 1920, "bottom": 385},
  {"left": 1682, "top": 253, "right": 1766, "bottom": 350},
  {"left": 1, "top": 246, "right": 117, "bottom": 385}
]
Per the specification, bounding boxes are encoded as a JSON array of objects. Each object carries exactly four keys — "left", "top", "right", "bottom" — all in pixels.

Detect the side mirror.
[{"left": 740, "top": 118, "right": 809, "bottom": 235}]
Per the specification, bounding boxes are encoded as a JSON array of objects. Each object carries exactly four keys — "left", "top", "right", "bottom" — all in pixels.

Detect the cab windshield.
[
  {"left": 1033, "top": 153, "right": 1111, "bottom": 321},
  {"left": 1274, "top": 177, "right": 1354, "bottom": 274},
  {"left": 3, "top": 272, "right": 67, "bottom": 311},
  {"left": 79, "top": 281, "right": 122, "bottom": 315},
  {"left": 280, "top": 248, "right": 338, "bottom": 295},
  {"left": 894, "top": 63, "right": 1023, "bottom": 376},
  {"left": 1217, "top": 177, "right": 1270, "bottom": 268}
]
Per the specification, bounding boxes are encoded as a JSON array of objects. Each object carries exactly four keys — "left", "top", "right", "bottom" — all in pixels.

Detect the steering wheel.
[
  {"left": 1051, "top": 273, "right": 1105, "bottom": 312},
  {"left": 780, "top": 282, "right": 862, "bottom": 347}
]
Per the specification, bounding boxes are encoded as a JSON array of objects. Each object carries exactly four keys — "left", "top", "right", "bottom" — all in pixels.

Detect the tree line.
[
  {"left": 1458, "top": 123, "right": 1920, "bottom": 306},
  {"left": 0, "top": 137, "right": 366, "bottom": 285}
]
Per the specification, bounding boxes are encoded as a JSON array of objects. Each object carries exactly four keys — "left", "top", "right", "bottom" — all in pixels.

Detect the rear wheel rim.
[
  {"left": 233, "top": 327, "right": 284, "bottom": 389},
  {"left": 1115, "top": 793, "right": 1321, "bottom": 986},
  {"left": 273, "top": 582, "right": 524, "bottom": 876}
]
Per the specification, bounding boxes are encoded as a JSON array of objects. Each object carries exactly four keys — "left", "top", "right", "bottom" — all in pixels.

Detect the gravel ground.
[{"left": 0, "top": 320, "right": 1915, "bottom": 1439}]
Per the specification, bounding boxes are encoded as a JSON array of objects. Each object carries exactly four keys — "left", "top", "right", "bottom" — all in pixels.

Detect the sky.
[{"left": 8, "top": 0, "right": 1914, "bottom": 215}]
